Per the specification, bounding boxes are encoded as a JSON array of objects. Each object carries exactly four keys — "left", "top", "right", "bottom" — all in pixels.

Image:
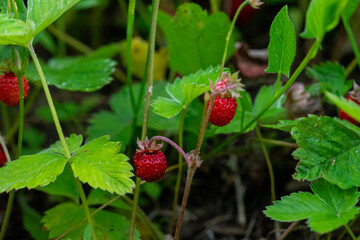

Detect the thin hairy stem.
[
  {"left": 278, "top": 221, "right": 299, "bottom": 240},
  {"left": 345, "top": 224, "right": 356, "bottom": 240}
]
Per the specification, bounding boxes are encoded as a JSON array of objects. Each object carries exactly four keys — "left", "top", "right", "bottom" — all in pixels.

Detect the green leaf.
[
  {"left": 341, "top": 0, "right": 359, "bottom": 21},
  {"left": 300, "top": 0, "right": 347, "bottom": 40},
  {"left": 326, "top": 91, "right": 360, "bottom": 124},
  {"left": 36, "top": 164, "right": 79, "bottom": 201},
  {"left": 71, "top": 135, "right": 135, "bottom": 195},
  {"left": 264, "top": 179, "right": 360, "bottom": 234},
  {"left": 26, "top": 56, "right": 116, "bottom": 92},
  {"left": 306, "top": 62, "right": 352, "bottom": 96},
  {"left": 20, "top": 201, "right": 48, "bottom": 240},
  {"left": 265, "top": 6, "right": 296, "bottom": 78},
  {"left": 158, "top": 3, "right": 236, "bottom": 75},
  {"left": 253, "top": 84, "right": 286, "bottom": 123},
  {"left": 0, "top": 13, "right": 33, "bottom": 46},
  {"left": 42, "top": 202, "right": 141, "bottom": 239},
  {"left": 27, "top": 0, "right": 80, "bottom": 36},
  {"left": 0, "top": 135, "right": 82, "bottom": 192},
  {"left": 292, "top": 115, "right": 360, "bottom": 189},
  {"left": 83, "top": 224, "right": 92, "bottom": 240},
  {"left": 87, "top": 189, "right": 129, "bottom": 209},
  {"left": 152, "top": 66, "right": 226, "bottom": 118}
]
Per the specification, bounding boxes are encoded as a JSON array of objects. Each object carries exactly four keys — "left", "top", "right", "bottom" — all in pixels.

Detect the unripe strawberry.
[
  {"left": 0, "top": 72, "right": 29, "bottom": 106},
  {"left": 0, "top": 146, "right": 7, "bottom": 167},
  {"left": 339, "top": 95, "right": 360, "bottom": 126},
  {"left": 134, "top": 138, "right": 167, "bottom": 182}
]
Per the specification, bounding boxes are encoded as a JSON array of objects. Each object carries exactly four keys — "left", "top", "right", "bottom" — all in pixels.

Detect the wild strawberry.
[
  {"left": 134, "top": 138, "right": 167, "bottom": 182},
  {"left": 0, "top": 146, "right": 7, "bottom": 167},
  {"left": 339, "top": 95, "right": 360, "bottom": 126},
  {"left": 0, "top": 72, "right": 29, "bottom": 106},
  {"left": 207, "top": 73, "right": 244, "bottom": 127}
]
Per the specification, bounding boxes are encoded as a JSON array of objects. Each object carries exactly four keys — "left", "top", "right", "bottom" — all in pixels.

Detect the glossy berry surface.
[
  {"left": 208, "top": 96, "right": 237, "bottom": 127},
  {"left": 339, "top": 95, "right": 360, "bottom": 126},
  {"left": 134, "top": 149, "right": 167, "bottom": 182},
  {"left": 0, "top": 146, "right": 7, "bottom": 167},
  {"left": 0, "top": 72, "right": 29, "bottom": 106}
]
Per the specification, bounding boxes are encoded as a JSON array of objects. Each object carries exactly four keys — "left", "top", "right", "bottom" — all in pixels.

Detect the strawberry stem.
[{"left": 149, "top": 135, "right": 192, "bottom": 166}]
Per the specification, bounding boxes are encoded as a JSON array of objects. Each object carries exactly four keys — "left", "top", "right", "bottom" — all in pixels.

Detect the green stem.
[
  {"left": 28, "top": 43, "right": 96, "bottom": 240},
  {"left": 0, "top": 190, "right": 15, "bottom": 240},
  {"left": 169, "top": 109, "right": 186, "bottom": 234},
  {"left": 6, "top": 0, "right": 10, "bottom": 14},
  {"left": 128, "top": 177, "right": 141, "bottom": 240},
  {"left": 345, "top": 57, "right": 358, "bottom": 77},
  {"left": 279, "top": 221, "right": 299, "bottom": 240},
  {"left": 275, "top": 73, "right": 282, "bottom": 94},
  {"left": 208, "top": 39, "right": 322, "bottom": 157},
  {"left": 220, "top": 0, "right": 249, "bottom": 74},
  {"left": 209, "top": 0, "right": 218, "bottom": 14},
  {"left": 252, "top": 137, "right": 297, "bottom": 148},
  {"left": 126, "top": 0, "right": 137, "bottom": 114},
  {"left": 11, "top": 0, "right": 19, "bottom": 19},
  {"left": 75, "top": 178, "right": 97, "bottom": 240},
  {"left": 255, "top": 125, "right": 275, "bottom": 201},
  {"left": 342, "top": 16, "right": 360, "bottom": 72},
  {"left": 345, "top": 224, "right": 356, "bottom": 240},
  {"left": 129, "top": 0, "right": 160, "bottom": 239}
]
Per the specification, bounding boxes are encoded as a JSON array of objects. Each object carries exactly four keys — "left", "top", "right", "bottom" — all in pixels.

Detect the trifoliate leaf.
[
  {"left": 265, "top": 6, "right": 296, "bottom": 78},
  {"left": 158, "top": 3, "right": 236, "bottom": 75},
  {"left": 26, "top": 56, "right": 116, "bottom": 92},
  {"left": 264, "top": 179, "right": 360, "bottom": 234},
  {"left": 152, "top": 66, "right": 227, "bottom": 118},
  {"left": 306, "top": 62, "right": 352, "bottom": 96},
  {"left": 0, "top": 134, "right": 82, "bottom": 192},
  {"left": 42, "top": 202, "right": 140, "bottom": 239},
  {"left": 71, "top": 135, "right": 135, "bottom": 195},
  {"left": 292, "top": 115, "right": 360, "bottom": 189}
]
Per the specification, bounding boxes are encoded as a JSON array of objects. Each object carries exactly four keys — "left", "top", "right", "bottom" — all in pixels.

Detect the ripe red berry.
[
  {"left": 339, "top": 95, "right": 360, "bottom": 126},
  {"left": 134, "top": 149, "right": 167, "bottom": 182},
  {"left": 0, "top": 72, "right": 29, "bottom": 106},
  {"left": 208, "top": 96, "right": 237, "bottom": 127},
  {"left": 0, "top": 146, "right": 7, "bottom": 167}
]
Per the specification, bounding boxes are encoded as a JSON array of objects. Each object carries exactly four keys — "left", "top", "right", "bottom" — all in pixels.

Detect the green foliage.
[
  {"left": 36, "top": 164, "right": 79, "bottom": 201},
  {"left": 0, "top": 134, "right": 82, "bottom": 192},
  {"left": 87, "top": 82, "right": 180, "bottom": 146},
  {"left": 0, "top": 0, "right": 27, "bottom": 21},
  {"left": 292, "top": 115, "right": 360, "bottom": 189},
  {"left": 20, "top": 201, "right": 49, "bottom": 240},
  {"left": 26, "top": 56, "right": 116, "bottom": 92},
  {"left": 264, "top": 179, "right": 360, "bottom": 234},
  {"left": 265, "top": 6, "right": 296, "bottom": 78},
  {"left": 306, "top": 62, "right": 352, "bottom": 96},
  {"left": 42, "top": 202, "right": 141, "bottom": 239},
  {"left": 301, "top": 0, "right": 347, "bottom": 40},
  {"left": 27, "top": 0, "right": 80, "bottom": 36},
  {"left": 71, "top": 135, "right": 135, "bottom": 195},
  {"left": 262, "top": 119, "right": 298, "bottom": 132},
  {"left": 158, "top": 3, "right": 236, "bottom": 75},
  {"left": 326, "top": 91, "right": 360, "bottom": 123},
  {"left": 341, "top": 0, "right": 359, "bottom": 21},
  {"left": 142, "top": 182, "right": 162, "bottom": 201},
  {"left": 152, "top": 66, "right": 226, "bottom": 118},
  {"left": 0, "top": 13, "right": 33, "bottom": 46}
]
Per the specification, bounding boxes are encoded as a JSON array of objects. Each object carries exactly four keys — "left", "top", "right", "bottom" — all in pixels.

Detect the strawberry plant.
[{"left": 0, "top": 0, "right": 360, "bottom": 239}]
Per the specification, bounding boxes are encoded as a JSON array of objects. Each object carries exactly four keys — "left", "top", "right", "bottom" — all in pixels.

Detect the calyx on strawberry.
[
  {"left": 0, "top": 146, "right": 7, "bottom": 167},
  {"left": 207, "top": 72, "right": 244, "bottom": 127},
  {"left": 134, "top": 138, "right": 167, "bottom": 182},
  {"left": 339, "top": 83, "right": 360, "bottom": 126},
  {"left": 0, "top": 72, "right": 29, "bottom": 106}
]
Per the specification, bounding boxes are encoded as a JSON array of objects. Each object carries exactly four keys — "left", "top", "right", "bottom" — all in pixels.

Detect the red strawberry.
[
  {"left": 0, "top": 146, "right": 7, "bottom": 167},
  {"left": 0, "top": 72, "right": 29, "bottom": 106},
  {"left": 208, "top": 96, "right": 237, "bottom": 127},
  {"left": 134, "top": 138, "right": 167, "bottom": 182},
  {"left": 339, "top": 95, "right": 360, "bottom": 126},
  {"left": 207, "top": 74, "right": 244, "bottom": 127}
]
